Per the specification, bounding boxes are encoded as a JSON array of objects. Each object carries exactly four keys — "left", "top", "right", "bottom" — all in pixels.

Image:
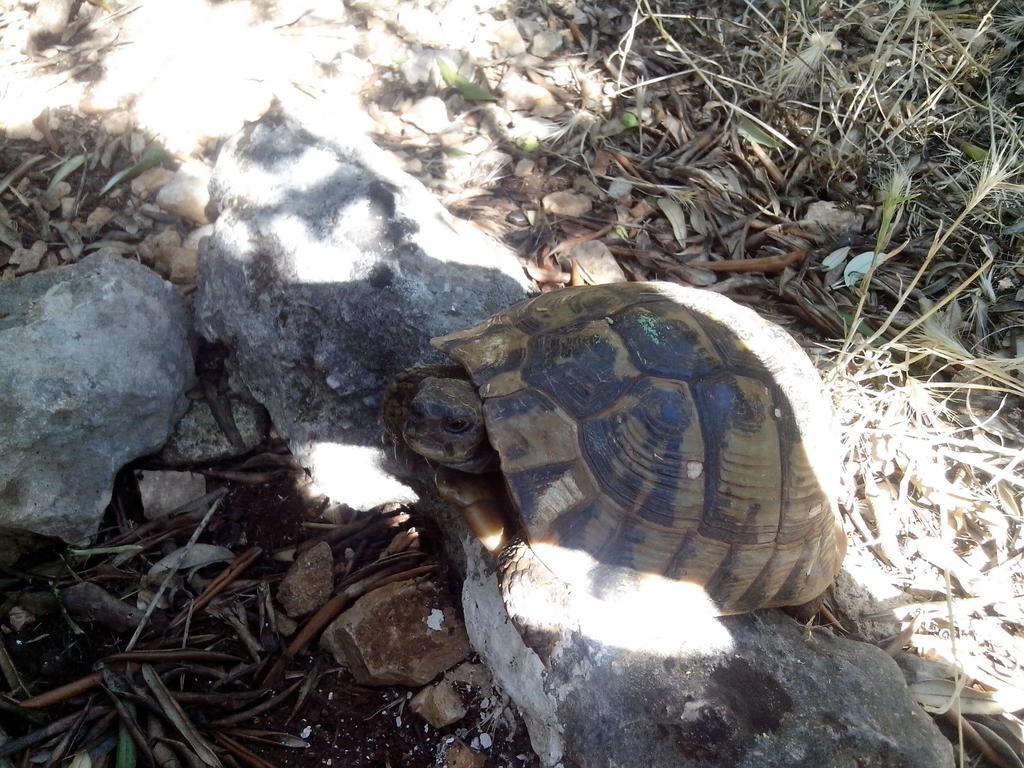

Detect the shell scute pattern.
[
  {"left": 579, "top": 378, "right": 705, "bottom": 530},
  {"left": 612, "top": 304, "right": 723, "bottom": 380},
  {"left": 521, "top": 321, "right": 638, "bottom": 419},
  {"left": 432, "top": 282, "right": 845, "bottom": 612}
]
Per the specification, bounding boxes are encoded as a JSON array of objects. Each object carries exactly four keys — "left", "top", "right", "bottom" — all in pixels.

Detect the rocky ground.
[{"left": 1, "top": 0, "right": 1024, "bottom": 766}]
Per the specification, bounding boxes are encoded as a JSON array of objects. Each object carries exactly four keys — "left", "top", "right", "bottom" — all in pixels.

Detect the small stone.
[
  {"left": 79, "top": 86, "right": 122, "bottom": 115},
  {"left": 100, "top": 111, "right": 132, "bottom": 136},
  {"left": 183, "top": 224, "right": 215, "bottom": 251},
  {"left": 514, "top": 158, "right": 535, "bottom": 177},
  {"left": 274, "top": 610, "right": 298, "bottom": 637},
  {"left": 130, "top": 132, "right": 147, "bottom": 157},
  {"left": 491, "top": 19, "right": 526, "bottom": 56},
  {"left": 85, "top": 207, "right": 116, "bottom": 232},
  {"left": 8, "top": 605, "right": 35, "bottom": 631},
  {"left": 395, "top": 6, "right": 445, "bottom": 47},
  {"left": 411, "top": 679, "right": 467, "bottom": 728},
  {"left": 435, "top": 738, "right": 484, "bottom": 768},
  {"left": 155, "top": 163, "right": 211, "bottom": 225},
  {"left": 445, "top": 662, "right": 493, "bottom": 691},
  {"left": 500, "top": 72, "right": 560, "bottom": 116},
  {"left": 27, "top": 0, "right": 74, "bottom": 50},
  {"left": 530, "top": 30, "right": 564, "bottom": 57},
  {"left": 137, "top": 470, "right": 207, "bottom": 520},
  {"left": 277, "top": 542, "right": 335, "bottom": 618},
  {"left": 12, "top": 241, "right": 47, "bottom": 275},
  {"left": 402, "top": 97, "right": 451, "bottom": 135},
  {"left": 606, "top": 178, "right": 633, "bottom": 199},
  {"left": 564, "top": 240, "right": 627, "bottom": 284},
  {"left": 800, "top": 200, "right": 864, "bottom": 236},
  {"left": 399, "top": 51, "right": 438, "bottom": 86},
  {"left": 542, "top": 190, "right": 592, "bottom": 217},
  {"left": 131, "top": 167, "right": 175, "bottom": 198},
  {"left": 320, "top": 578, "right": 470, "bottom": 687},
  {"left": 160, "top": 246, "right": 199, "bottom": 285}
]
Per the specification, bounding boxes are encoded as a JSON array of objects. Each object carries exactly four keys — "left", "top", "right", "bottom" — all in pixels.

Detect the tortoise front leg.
[{"left": 434, "top": 467, "right": 508, "bottom": 551}]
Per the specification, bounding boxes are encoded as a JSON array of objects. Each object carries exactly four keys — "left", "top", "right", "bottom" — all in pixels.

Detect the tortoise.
[{"left": 386, "top": 281, "right": 846, "bottom": 617}]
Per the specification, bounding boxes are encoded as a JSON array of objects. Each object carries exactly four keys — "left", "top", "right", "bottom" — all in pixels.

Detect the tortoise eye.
[{"left": 446, "top": 418, "right": 472, "bottom": 434}]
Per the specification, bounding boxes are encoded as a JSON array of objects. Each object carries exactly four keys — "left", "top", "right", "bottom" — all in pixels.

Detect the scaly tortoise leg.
[
  {"left": 434, "top": 467, "right": 507, "bottom": 551},
  {"left": 435, "top": 467, "right": 569, "bottom": 663}
]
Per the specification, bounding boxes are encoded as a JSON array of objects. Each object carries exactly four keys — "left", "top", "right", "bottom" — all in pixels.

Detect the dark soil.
[{"left": 0, "top": 468, "right": 539, "bottom": 768}]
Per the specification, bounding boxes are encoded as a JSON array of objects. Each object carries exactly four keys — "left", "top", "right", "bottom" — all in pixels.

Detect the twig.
[
  {"left": 18, "top": 672, "right": 104, "bottom": 709},
  {"left": 208, "top": 680, "right": 302, "bottom": 727},
  {"left": 170, "top": 547, "right": 262, "bottom": 629},
  {"left": 690, "top": 249, "right": 808, "bottom": 273},
  {"left": 0, "top": 706, "right": 109, "bottom": 758},
  {"left": 126, "top": 496, "right": 225, "bottom": 651},
  {"left": 105, "top": 650, "right": 242, "bottom": 664},
  {"left": 212, "top": 734, "right": 279, "bottom": 768}
]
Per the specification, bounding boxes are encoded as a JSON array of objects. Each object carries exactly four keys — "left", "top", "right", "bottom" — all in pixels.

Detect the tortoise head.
[{"left": 403, "top": 377, "right": 497, "bottom": 473}]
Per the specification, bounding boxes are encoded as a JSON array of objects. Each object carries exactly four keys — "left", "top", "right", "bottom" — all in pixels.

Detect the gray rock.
[
  {"left": 320, "top": 578, "right": 471, "bottom": 687},
  {"left": 157, "top": 396, "right": 269, "bottom": 466},
  {"left": 0, "top": 253, "right": 193, "bottom": 545},
  {"left": 194, "top": 110, "right": 530, "bottom": 510},
  {"left": 137, "top": 470, "right": 207, "bottom": 520},
  {"left": 434, "top": 503, "right": 955, "bottom": 768}
]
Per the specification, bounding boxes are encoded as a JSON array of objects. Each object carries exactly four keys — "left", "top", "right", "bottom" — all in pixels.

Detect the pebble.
[
  {"left": 137, "top": 470, "right": 207, "bottom": 519},
  {"left": 564, "top": 240, "right": 627, "bottom": 284},
  {"left": 130, "top": 167, "right": 175, "bottom": 198},
  {"left": 542, "top": 190, "right": 592, "bottom": 217},
  {"left": 156, "top": 246, "right": 199, "bottom": 285},
  {"left": 155, "top": 162, "right": 212, "bottom": 225},
  {"left": 530, "top": 30, "right": 564, "bottom": 57},
  {"left": 435, "top": 738, "right": 484, "bottom": 768},
  {"left": 410, "top": 678, "right": 467, "bottom": 728},
  {"left": 491, "top": 19, "right": 526, "bottom": 56},
  {"left": 607, "top": 178, "right": 633, "bottom": 199},
  {"left": 801, "top": 200, "right": 864, "bottom": 236},
  {"left": 12, "top": 241, "right": 47, "bottom": 275},
  {"left": 277, "top": 542, "right": 335, "bottom": 618},
  {"left": 100, "top": 111, "right": 133, "bottom": 136},
  {"left": 402, "top": 96, "right": 451, "bottom": 135},
  {"left": 514, "top": 158, "right": 536, "bottom": 177}
]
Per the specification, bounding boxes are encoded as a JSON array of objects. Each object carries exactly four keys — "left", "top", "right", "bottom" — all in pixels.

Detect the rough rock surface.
[
  {"left": 137, "top": 470, "right": 207, "bottom": 520},
  {"left": 157, "top": 397, "right": 269, "bottom": 466},
  {"left": 427, "top": 501, "right": 954, "bottom": 768},
  {"left": 276, "top": 542, "right": 334, "bottom": 618},
  {"left": 0, "top": 253, "right": 193, "bottom": 546},
  {"left": 194, "top": 109, "right": 530, "bottom": 510},
  {"left": 320, "top": 578, "right": 471, "bottom": 687}
]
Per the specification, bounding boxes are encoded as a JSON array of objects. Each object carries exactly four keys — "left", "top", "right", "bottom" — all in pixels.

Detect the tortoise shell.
[{"left": 432, "top": 281, "right": 846, "bottom": 613}]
